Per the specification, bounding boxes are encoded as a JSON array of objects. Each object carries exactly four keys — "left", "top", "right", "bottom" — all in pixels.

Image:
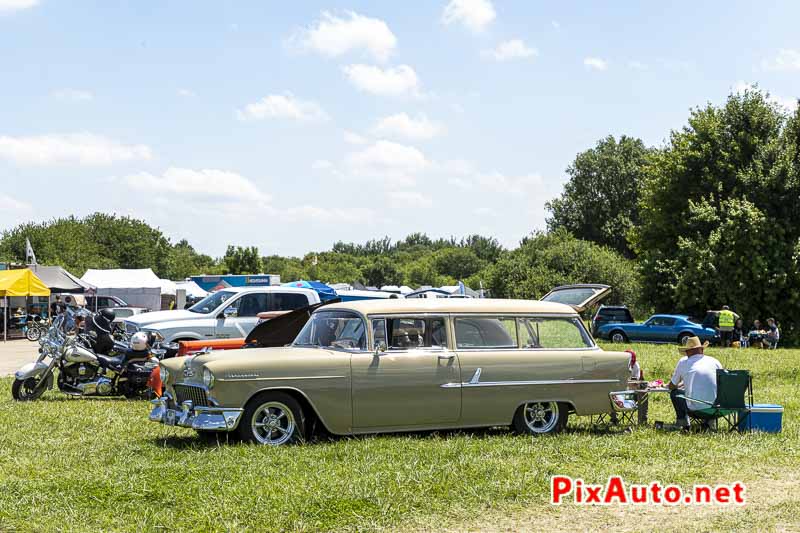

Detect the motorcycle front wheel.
[
  {"left": 25, "top": 326, "right": 42, "bottom": 342},
  {"left": 12, "top": 373, "right": 53, "bottom": 401}
]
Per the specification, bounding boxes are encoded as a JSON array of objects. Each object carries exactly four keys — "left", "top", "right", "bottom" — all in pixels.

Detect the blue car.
[{"left": 596, "top": 314, "right": 719, "bottom": 345}]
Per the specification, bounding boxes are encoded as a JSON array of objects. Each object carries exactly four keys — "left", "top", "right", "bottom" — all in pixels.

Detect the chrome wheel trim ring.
[
  {"left": 251, "top": 401, "right": 296, "bottom": 445},
  {"left": 680, "top": 335, "right": 690, "bottom": 345},
  {"left": 523, "top": 401, "right": 559, "bottom": 434},
  {"left": 612, "top": 333, "right": 625, "bottom": 343}
]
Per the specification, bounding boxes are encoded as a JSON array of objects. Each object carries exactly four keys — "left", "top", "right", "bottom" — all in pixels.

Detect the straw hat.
[{"left": 678, "top": 336, "right": 709, "bottom": 352}]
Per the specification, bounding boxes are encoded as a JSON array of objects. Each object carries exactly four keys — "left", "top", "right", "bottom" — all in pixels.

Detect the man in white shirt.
[{"left": 667, "top": 336, "right": 723, "bottom": 429}]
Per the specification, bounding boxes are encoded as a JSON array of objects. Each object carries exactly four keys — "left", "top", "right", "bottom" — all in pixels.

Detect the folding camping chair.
[{"left": 676, "top": 369, "right": 753, "bottom": 432}]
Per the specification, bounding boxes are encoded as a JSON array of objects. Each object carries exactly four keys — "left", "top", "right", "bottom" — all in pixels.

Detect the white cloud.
[
  {"left": 482, "top": 39, "right": 538, "bottom": 62},
  {"left": 293, "top": 11, "right": 397, "bottom": 63},
  {"left": 123, "top": 167, "right": 270, "bottom": 204},
  {"left": 441, "top": 0, "right": 496, "bottom": 33},
  {"left": 627, "top": 60, "right": 648, "bottom": 70},
  {"left": 476, "top": 171, "right": 542, "bottom": 193},
  {"left": 236, "top": 92, "right": 329, "bottom": 122},
  {"left": 372, "top": 113, "right": 444, "bottom": 141},
  {"left": 551, "top": 20, "right": 560, "bottom": 30},
  {"left": 343, "top": 130, "right": 369, "bottom": 145},
  {"left": 584, "top": 57, "right": 608, "bottom": 71},
  {"left": 284, "top": 205, "right": 376, "bottom": 223},
  {"left": 0, "top": 193, "right": 31, "bottom": 211},
  {"left": 52, "top": 88, "right": 94, "bottom": 101},
  {"left": 345, "top": 140, "right": 429, "bottom": 186},
  {"left": 387, "top": 191, "right": 433, "bottom": 209},
  {"left": 733, "top": 81, "right": 798, "bottom": 112},
  {"left": 177, "top": 88, "right": 196, "bottom": 97},
  {"left": 311, "top": 159, "right": 334, "bottom": 171},
  {"left": 445, "top": 166, "right": 541, "bottom": 194},
  {"left": 342, "top": 64, "right": 420, "bottom": 97},
  {"left": 0, "top": 133, "right": 152, "bottom": 166},
  {"left": 761, "top": 49, "right": 800, "bottom": 72},
  {"left": 0, "top": 0, "right": 37, "bottom": 13},
  {"left": 473, "top": 207, "right": 496, "bottom": 216}
]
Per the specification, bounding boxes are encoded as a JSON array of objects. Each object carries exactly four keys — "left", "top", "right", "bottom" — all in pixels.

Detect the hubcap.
[
  {"left": 522, "top": 401, "right": 559, "bottom": 433},
  {"left": 251, "top": 401, "right": 295, "bottom": 445},
  {"left": 612, "top": 333, "right": 624, "bottom": 343}
]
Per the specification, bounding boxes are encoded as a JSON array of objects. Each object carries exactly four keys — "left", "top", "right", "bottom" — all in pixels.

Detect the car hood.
[{"left": 125, "top": 309, "right": 206, "bottom": 327}]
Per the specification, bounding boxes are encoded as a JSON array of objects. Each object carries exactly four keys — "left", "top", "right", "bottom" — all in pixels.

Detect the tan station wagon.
[{"left": 150, "top": 298, "right": 632, "bottom": 445}]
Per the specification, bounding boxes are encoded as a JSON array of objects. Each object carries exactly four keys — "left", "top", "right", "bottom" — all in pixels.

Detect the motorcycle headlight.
[
  {"left": 159, "top": 365, "right": 169, "bottom": 384},
  {"left": 203, "top": 367, "right": 215, "bottom": 389}
]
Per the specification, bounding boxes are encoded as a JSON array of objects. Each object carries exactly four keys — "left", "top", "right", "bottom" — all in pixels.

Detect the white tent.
[
  {"left": 175, "top": 280, "right": 208, "bottom": 299},
  {"left": 81, "top": 268, "right": 162, "bottom": 310},
  {"left": 159, "top": 278, "right": 177, "bottom": 296}
]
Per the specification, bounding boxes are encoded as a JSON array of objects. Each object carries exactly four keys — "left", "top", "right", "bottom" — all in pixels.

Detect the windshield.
[
  {"left": 293, "top": 310, "right": 366, "bottom": 351},
  {"left": 188, "top": 290, "right": 235, "bottom": 314}
]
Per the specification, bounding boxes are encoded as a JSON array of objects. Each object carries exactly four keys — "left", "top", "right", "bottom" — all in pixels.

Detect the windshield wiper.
[{"left": 292, "top": 342, "right": 321, "bottom": 348}]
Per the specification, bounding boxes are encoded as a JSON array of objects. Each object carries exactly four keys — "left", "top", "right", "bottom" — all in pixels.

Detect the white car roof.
[{"left": 218, "top": 286, "right": 315, "bottom": 294}]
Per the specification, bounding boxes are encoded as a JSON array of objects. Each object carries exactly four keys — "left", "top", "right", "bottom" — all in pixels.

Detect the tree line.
[{"left": 1, "top": 87, "right": 797, "bottom": 341}]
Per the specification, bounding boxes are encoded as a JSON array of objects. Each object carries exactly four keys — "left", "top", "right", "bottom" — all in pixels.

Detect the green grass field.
[{"left": 1, "top": 344, "right": 798, "bottom": 532}]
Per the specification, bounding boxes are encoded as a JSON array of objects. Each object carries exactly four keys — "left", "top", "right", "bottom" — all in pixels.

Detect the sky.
[{"left": 1, "top": 0, "right": 798, "bottom": 258}]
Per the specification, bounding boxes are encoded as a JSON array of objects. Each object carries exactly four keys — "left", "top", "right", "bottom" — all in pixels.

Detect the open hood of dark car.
[
  {"left": 539, "top": 284, "right": 612, "bottom": 313},
  {"left": 244, "top": 298, "right": 341, "bottom": 347}
]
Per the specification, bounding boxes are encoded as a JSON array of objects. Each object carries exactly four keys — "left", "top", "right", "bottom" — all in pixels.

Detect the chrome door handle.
[{"left": 438, "top": 354, "right": 455, "bottom": 360}]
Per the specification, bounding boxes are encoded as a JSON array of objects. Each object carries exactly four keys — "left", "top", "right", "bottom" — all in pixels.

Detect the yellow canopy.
[{"left": 0, "top": 269, "right": 51, "bottom": 297}]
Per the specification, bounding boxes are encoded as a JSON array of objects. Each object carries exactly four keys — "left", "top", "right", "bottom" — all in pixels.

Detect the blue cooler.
[{"left": 739, "top": 404, "right": 784, "bottom": 433}]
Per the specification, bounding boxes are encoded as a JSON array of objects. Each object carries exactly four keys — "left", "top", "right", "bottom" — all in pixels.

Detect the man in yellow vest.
[{"left": 718, "top": 305, "right": 739, "bottom": 347}]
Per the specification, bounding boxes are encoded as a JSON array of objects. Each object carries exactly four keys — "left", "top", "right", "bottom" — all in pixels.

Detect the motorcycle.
[{"left": 11, "top": 308, "right": 167, "bottom": 401}]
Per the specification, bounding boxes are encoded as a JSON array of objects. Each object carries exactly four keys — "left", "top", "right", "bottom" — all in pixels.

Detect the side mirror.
[
  {"left": 221, "top": 307, "right": 237, "bottom": 319},
  {"left": 374, "top": 342, "right": 387, "bottom": 356}
]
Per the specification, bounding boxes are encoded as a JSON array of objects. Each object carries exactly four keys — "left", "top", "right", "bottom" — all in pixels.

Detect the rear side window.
[
  {"left": 518, "top": 317, "right": 593, "bottom": 349},
  {"left": 270, "top": 293, "right": 309, "bottom": 311},
  {"left": 598, "top": 309, "right": 631, "bottom": 321},
  {"left": 455, "top": 317, "right": 517, "bottom": 349}
]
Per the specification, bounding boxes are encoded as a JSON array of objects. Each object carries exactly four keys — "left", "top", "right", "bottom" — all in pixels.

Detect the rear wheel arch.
[
  {"left": 512, "top": 400, "right": 571, "bottom": 435},
  {"left": 609, "top": 329, "right": 628, "bottom": 342}
]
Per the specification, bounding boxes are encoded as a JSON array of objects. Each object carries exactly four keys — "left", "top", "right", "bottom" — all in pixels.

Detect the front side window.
[
  {"left": 518, "top": 317, "right": 593, "bottom": 349},
  {"left": 455, "top": 317, "right": 517, "bottom": 349},
  {"left": 232, "top": 293, "right": 270, "bottom": 317},
  {"left": 293, "top": 311, "right": 366, "bottom": 351},
  {"left": 188, "top": 290, "right": 235, "bottom": 314},
  {"left": 376, "top": 317, "right": 447, "bottom": 350}
]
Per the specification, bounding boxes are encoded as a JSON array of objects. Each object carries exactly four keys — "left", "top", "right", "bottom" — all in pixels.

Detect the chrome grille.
[{"left": 173, "top": 383, "right": 209, "bottom": 407}]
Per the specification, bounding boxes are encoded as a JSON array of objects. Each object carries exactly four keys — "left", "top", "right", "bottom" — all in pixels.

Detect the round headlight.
[
  {"left": 159, "top": 365, "right": 169, "bottom": 384},
  {"left": 203, "top": 367, "right": 215, "bottom": 389}
]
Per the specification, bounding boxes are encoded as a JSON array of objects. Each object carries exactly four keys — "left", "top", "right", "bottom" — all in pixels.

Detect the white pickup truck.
[{"left": 123, "top": 286, "right": 320, "bottom": 342}]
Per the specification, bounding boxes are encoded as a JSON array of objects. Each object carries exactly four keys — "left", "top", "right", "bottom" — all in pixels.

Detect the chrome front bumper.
[{"left": 149, "top": 394, "right": 243, "bottom": 431}]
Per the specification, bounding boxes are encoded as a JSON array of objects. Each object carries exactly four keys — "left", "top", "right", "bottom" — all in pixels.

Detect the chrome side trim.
[
  {"left": 440, "top": 378, "right": 620, "bottom": 389},
  {"left": 217, "top": 375, "right": 346, "bottom": 383}
]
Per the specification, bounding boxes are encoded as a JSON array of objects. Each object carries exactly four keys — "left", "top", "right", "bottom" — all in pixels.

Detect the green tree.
[
  {"left": 546, "top": 135, "right": 651, "bottom": 257},
  {"left": 484, "top": 229, "right": 643, "bottom": 313},
  {"left": 633, "top": 87, "right": 800, "bottom": 340},
  {"left": 361, "top": 257, "right": 402, "bottom": 287},
  {"left": 224, "top": 246, "right": 262, "bottom": 274},
  {"left": 433, "top": 248, "right": 485, "bottom": 280}
]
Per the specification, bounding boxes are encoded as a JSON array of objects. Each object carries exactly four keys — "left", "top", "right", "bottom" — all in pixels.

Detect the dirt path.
[{"left": 0, "top": 339, "right": 38, "bottom": 376}]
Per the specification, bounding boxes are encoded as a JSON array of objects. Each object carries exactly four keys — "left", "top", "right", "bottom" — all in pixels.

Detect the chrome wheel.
[
  {"left": 522, "top": 401, "right": 559, "bottom": 434},
  {"left": 251, "top": 401, "right": 296, "bottom": 446},
  {"left": 611, "top": 332, "right": 626, "bottom": 343}
]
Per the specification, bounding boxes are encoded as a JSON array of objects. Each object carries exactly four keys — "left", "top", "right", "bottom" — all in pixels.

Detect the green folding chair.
[{"left": 676, "top": 369, "right": 753, "bottom": 432}]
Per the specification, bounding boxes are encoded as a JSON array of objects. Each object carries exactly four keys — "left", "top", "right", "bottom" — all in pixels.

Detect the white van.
[{"left": 124, "top": 286, "right": 320, "bottom": 342}]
